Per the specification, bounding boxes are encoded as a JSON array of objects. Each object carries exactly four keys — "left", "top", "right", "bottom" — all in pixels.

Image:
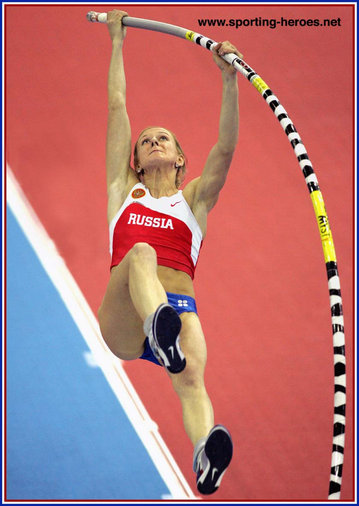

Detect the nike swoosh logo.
[
  {"left": 168, "top": 346, "right": 175, "bottom": 359},
  {"left": 170, "top": 201, "right": 182, "bottom": 207}
]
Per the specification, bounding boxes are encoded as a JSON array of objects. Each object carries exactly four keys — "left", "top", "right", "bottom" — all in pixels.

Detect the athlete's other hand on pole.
[
  {"left": 213, "top": 41, "right": 243, "bottom": 75},
  {"left": 107, "top": 10, "right": 128, "bottom": 42}
]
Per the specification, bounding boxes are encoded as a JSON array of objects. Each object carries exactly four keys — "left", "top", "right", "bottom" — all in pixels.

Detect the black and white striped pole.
[{"left": 87, "top": 11, "right": 346, "bottom": 500}]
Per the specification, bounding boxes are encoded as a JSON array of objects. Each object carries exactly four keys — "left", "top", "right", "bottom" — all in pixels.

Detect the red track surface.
[{"left": 5, "top": 4, "right": 354, "bottom": 501}]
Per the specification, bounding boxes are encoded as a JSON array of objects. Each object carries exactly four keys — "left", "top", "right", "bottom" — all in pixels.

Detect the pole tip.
[{"left": 86, "top": 11, "right": 97, "bottom": 22}]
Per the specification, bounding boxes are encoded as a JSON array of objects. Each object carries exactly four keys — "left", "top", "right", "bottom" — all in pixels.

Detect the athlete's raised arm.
[
  {"left": 186, "top": 41, "right": 240, "bottom": 236},
  {"left": 106, "top": 10, "right": 138, "bottom": 223}
]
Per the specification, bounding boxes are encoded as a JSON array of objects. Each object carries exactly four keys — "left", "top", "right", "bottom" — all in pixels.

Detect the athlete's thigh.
[{"left": 98, "top": 259, "right": 144, "bottom": 358}]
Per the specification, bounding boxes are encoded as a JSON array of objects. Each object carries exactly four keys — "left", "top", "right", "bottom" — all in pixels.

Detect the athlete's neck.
[{"left": 142, "top": 170, "right": 178, "bottom": 199}]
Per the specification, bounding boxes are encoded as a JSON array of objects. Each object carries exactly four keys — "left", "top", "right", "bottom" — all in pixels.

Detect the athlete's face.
[{"left": 136, "top": 127, "right": 183, "bottom": 170}]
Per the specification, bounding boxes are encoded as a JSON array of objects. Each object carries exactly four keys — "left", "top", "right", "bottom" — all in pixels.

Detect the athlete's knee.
[
  {"left": 171, "top": 362, "right": 205, "bottom": 394},
  {"left": 130, "top": 242, "right": 157, "bottom": 264}
]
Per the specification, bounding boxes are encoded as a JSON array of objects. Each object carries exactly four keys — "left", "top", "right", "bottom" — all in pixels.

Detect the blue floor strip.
[{"left": 6, "top": 206, "right": 171, "bottom": 500}]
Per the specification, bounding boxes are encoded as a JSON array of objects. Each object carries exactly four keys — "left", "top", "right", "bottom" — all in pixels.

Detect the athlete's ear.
[
  {"left": 175, "top": 159, "right": 186, "bottom": 188},
  {"left": 175, "top": 154, "right": 185, "bottom": 169}
]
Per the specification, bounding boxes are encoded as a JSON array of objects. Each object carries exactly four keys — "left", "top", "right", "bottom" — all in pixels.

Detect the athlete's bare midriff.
[{"left": 157, "top": 265, "right": 196, "bottom": 298}]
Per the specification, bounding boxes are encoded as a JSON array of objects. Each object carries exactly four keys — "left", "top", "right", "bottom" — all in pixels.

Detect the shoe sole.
[
  {"left": 152, "top": 304, "right": 186, "bottom": 374},
  {"left": 197, "top": 425, "right": 233, "bottom": 495}
]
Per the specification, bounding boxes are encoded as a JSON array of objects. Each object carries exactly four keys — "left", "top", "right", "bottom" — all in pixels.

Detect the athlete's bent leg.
[
  {"left": 98, "top": 242, "right": 168, "bottom": 359},
  {"left": 99, "top": 242, "right": 185, "bottom": 372}
]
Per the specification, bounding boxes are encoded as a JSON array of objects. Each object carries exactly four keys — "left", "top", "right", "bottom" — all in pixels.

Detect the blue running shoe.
[
  {"left": 195, "top": 425, "right": 233, "bottom": 495},
  {"left": 148, "top": 303, "right": 186, "bottom": 374}
]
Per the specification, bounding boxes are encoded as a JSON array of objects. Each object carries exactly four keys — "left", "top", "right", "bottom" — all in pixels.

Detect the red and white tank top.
[{"left": 109, "top": 183, "right": 203, "bottom": 279}]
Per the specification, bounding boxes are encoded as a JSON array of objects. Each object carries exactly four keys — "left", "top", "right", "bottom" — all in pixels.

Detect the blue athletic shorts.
[{"left": 139, "top": 292, "right": 198, "bottom": 366}]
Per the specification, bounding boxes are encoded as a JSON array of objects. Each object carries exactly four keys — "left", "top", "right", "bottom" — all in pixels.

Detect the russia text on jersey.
[{"left": 127, "top": 213, "right": 174, "bottom": 230}]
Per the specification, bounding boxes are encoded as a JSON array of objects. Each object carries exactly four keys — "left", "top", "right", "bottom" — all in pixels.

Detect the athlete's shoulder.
[{"left": 182, "top": 177, "right": 200, "bottom": 208}]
